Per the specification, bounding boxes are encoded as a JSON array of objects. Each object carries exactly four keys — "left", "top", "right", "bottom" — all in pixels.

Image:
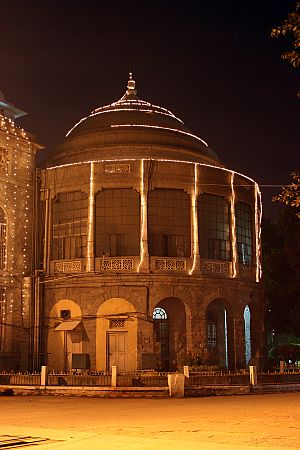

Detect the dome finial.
[{"left": 126, "top": 72, "right": 137, "bottom": 96}]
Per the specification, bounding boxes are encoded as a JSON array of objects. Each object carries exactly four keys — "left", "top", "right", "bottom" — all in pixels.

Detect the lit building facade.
[
  {"left": 0, "top": 90, "right": 40, "bottom": 370},
  {"left": 0, "top": 77, "right": 264, "bottom": 371}
]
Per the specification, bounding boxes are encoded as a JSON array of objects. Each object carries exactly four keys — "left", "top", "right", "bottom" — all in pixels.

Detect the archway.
[
  {"left": 153, "top": 297, "right": 186, "bottom": 371},
  {"left": 47, "top": 299, "right": 82, "bottom": 371},
  {"left": 96, "top": 298, "right": 137, "bottom": 371},
  {"left": 205, "top": 299, "right": 233, "bottom": 369}
]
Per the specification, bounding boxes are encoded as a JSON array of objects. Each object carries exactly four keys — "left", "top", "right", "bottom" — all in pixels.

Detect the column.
[
  {"left": 86, "top": 161, "right": 95, "bottom": 272},
  {"left": 230, "top": 172, "right": 237, "bottom": 278},
  {"left": 138, "top": 159, "right": 149, "bottom": 272},
  {"left": 189, "top": 163, "right": 200, "bottom": 274}
]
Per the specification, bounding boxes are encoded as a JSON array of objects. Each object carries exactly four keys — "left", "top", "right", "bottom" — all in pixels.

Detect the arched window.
[
  {"left": 95, "top": 188, "right": 140, "bottom": 257},
  {"left": 52, "top": 191, "right": 88, "bottom": 260},
  {"left": 244, "top": 305, "right": 251, "bottom": 365},
  {"left": 148, "top": 189, "right": 190, "bottom": 257},
  {"left": 153, "top": 307, "right": 168, "bottom": 320},
  {"left": 235, "top": 202, "right": 253, "bottom": 265},
  {"left": 198, "top": 194, "right": 230, "bottom": 261},
  {"left": 0, "top": 208, "right": 6, "bottom": 270}
]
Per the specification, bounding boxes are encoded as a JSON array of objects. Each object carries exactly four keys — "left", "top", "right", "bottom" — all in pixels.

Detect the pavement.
[{"left": 1, "top": 393, "right": 300, "bottom": 449}]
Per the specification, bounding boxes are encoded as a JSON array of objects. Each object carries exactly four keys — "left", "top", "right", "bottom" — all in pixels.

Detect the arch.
[
  {"left": 0, "top": 207, "right": 6, "bottom": 270},
  {"left": 244, "top": 305, "right": 251, "bottom": 365},
  {"left": 47, "top": 299, "right": 82, "bottom": 371},
  {"left": 153, "top": 297, "right": 186, "bottom": 371},
  {"left": 205, "top": 299, "right": 234, "bottom": 369},
  {"left": 96, "top": 298, "right": 137, "bottom": 371}
]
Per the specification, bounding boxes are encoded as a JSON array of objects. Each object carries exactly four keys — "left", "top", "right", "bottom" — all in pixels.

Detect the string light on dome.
[
  {"left": 230, "top": 172, "right": 237, "bottom": 278},
  {"left": 110, "top": 124, "right": 208, "bottom": 147}
]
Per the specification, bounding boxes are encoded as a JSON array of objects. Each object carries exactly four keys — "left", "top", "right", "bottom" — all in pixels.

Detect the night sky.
[{"left": 1, "top": 0, "right": 299, "bottom": 219}]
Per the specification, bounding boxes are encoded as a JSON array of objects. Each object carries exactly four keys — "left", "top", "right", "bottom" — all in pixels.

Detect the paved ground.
[{"left": 1, "top": 393, "right": 300, "bottom": 449}]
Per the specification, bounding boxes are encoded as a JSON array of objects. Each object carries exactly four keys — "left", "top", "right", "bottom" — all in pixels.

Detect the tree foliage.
[
  {"left": 273, "top": 172, "right": 300, "bottom": 218},
  {"left": 263, "top": 207, "right": 300, "bottom": 337},
  {"left": 271, "top": 2, "right": 300, "bottom": 97}
]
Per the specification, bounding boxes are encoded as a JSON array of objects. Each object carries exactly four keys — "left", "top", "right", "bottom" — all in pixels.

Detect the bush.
[{"left": 177, "top": 348, "right": 219, "bottom": 371}]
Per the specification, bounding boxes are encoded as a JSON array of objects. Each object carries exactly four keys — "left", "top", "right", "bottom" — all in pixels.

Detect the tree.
[
  {"left": 263, "top": 207, "right": 300, "bottom": 337},
  {"left": 271, "top": 2, "right": 300, "bottom": 97},
  {"left": 273, "top": 172, "right": 300, "bottom": 218}
]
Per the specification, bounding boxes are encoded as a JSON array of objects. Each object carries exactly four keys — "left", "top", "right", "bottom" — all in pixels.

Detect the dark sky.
[{"left": 1, "top": 0, "right": 299, "bottom": 219}]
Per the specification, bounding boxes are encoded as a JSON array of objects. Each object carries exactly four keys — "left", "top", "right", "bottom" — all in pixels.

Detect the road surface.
[{"left": 1, "top": 393, "right": 299, "bottom": 449}]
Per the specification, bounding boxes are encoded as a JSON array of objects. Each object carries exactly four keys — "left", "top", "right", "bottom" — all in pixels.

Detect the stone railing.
[
  {"left": 154, "top": 258, "right": 186, "bottom": 271},
  {"left": 53, "top": 260, "right": 83, "bottom": 273},
  {"left": 100, "top": 257, "right": 134, "bottom": 271},
  {"left": 200, "top": 260, "right": 231, "bottom": 277}
]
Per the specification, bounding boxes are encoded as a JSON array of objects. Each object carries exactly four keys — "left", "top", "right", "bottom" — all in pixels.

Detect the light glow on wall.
[
  {"left": 137, "top": 159, "right": 146, "bottom": 272},
  {"left": 230, "top": 172, "right": 237, "bottom": 278},
  {"left": 87, "top": 161, "right": 95, "bottom": 272},
  {"left": 254, "top": 182, "right": 262, "bottom": 282},
  {"left": 189, "top": 163, "right": 198, "bottom": 275}
]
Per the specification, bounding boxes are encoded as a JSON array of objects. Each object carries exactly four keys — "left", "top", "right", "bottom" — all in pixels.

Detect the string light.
[
  {"left": 137, "top": 159, "right": 146, "bottom": 272},
  {"left": 189, "top": 163, "right": 198, "bottom": 275},
  {"left": 87, "top": 161, "right": 95, "bottom": 272},
  {"left": 230, "top": 172, "right": 237, "bottom": 278}
]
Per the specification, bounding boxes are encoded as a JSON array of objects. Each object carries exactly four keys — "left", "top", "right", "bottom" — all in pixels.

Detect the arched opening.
[
  {"left": 47, "top": 299, "right": 83, "bottom": 371},
  {"left": 96, "top": 298, "right": 137, "bottom": 371},
  {"left": 206, "top": 300, "right": 231, "bottom": 369},
  {"left": 153, "top": 298, "right": 186, "bottom": 371},
  {"left": 244, "top": 305, "right": 251, "bottom": 366}
]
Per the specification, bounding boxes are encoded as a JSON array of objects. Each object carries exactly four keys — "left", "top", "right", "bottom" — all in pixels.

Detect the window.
[
  {"left": 52, "top": 191, "right": 88, "bottom": 260},
  {"left": 206, "top": 311, "right": 217, "bottom": 350},
  {"left": 0, "top": 208, "right": 6, "bottom": 270},
  {"left": 235, "top": 202, "right": 253, "bottom": 265},
  {"left": 95, "top": 189, "right": 140, "bottom": 256},
  {"left": 148, "top": 189, "right": 191, "bottom": 257},
  {"left": 198, "top": 194, "right": 230, "bottom": 261}
]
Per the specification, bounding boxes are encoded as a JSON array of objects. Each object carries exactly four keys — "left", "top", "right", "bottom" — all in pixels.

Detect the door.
[{"left": 107, "top": 332, "right": 127, "bottom": 371}]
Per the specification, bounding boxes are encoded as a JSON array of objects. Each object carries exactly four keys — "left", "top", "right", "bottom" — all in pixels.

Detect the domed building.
[{"left": 0, "top": 75, "right": 264, "bottom": 372}]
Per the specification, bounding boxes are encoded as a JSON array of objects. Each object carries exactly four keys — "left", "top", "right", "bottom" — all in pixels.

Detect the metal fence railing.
[{"left": 1, "top": 368, "right": 300, "bottom": 388}]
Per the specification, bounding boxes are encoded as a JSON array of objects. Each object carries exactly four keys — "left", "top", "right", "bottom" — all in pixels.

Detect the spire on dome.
[
  {"left": 118, "top": 72, "right": 139, "bottom": 101},
  {"left": 126, "top": 72, "right": 137, "bottom": 96}
]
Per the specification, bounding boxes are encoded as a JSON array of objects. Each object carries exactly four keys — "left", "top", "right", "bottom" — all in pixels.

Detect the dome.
[{"left": 45, "top": 74, "right": 221, "bottom": 167}]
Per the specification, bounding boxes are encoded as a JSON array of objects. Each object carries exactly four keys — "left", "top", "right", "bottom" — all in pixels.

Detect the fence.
[{"left": 1, "top": 366, "right": 300, "bottom": 388}]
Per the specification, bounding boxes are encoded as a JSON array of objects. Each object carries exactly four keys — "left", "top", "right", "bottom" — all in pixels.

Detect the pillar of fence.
[
  {"left": 168, "top": 373, "right": 185, "bottom": 397},
  {"left": 111, "top": 366, "right": 117, "bottom": 387},
  {"left": 249, "top": 365, "right": 258, "bottom": 386},
  {"left": 41, "top": 366, "right": 48, "bottom": 387},
  {"left": 183, "top": 366, "right": 189, "bottom": 378},
  {"left": 280, "top": 360, "right": 285, "bottom": 373}
]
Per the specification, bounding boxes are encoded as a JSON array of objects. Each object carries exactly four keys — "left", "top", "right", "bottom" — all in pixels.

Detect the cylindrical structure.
[{"left": 40, "top": 75, "right": 263, "bottom": 372}]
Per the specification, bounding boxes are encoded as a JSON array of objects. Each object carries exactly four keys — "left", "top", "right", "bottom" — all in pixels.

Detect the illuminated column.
[
  {"left": 86, "top": 161, "right": 95, "bottom": 272},
  {"left": 230, "top": 172, "right": 237, "bottom": 278},
  {"left": 43, "top": 188, "right": 50, "bottom": 272},
  {"left": 189, "top": 163, "right": 200, "bottom": 274},
  {"left": 254, "top": 182, "right": 262, "bottom": 282},
  {"left": 138, "top": 159, "right": 149, "bottom": 272}
]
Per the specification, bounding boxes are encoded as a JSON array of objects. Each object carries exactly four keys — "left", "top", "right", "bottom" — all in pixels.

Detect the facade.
[{"left": 0, "top": 76, "right": 264, "bottom": 372}]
